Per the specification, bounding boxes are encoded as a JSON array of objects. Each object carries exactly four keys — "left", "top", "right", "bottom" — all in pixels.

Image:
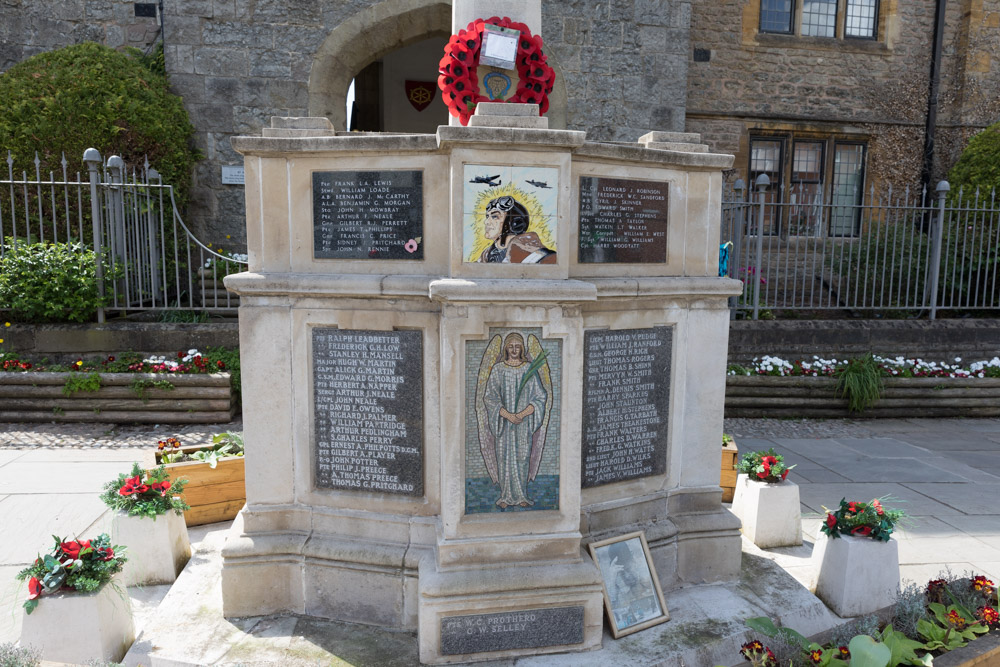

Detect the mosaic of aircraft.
[
  {"left": 525, "top": 179, "right": 551, "bottom": 189},
  {"left": 470, "top": 174, "right": 501, "bottom": 186}
]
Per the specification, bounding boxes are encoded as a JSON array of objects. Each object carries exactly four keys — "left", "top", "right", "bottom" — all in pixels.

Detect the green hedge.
[
  {"left": 0, "top": 42, "right": 199, "bottom": 208},
  {"left": 0, "top": 240, "right": 107, "bottom": 322}
]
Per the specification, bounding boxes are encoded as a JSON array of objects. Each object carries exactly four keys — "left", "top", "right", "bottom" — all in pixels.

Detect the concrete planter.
[
  {"left": 112, "top": 510, "right": 192, "bottom": 586},
  {"left": 19, "top": 579, "right": 135, "bottom": 663},
  {"left": 731, "top": 474, "right": 802, "bottom": 548},
  {"left": 812, "top": 532, "right": 899, "bottom": 617},
  {"left": 155, "top": 447, "right": 246, "bottom": 526},
  {"left": 0, "top": 371, "right": 235, "bottom": 423},
  {"left": 726, "top": 375, "right": 1000, "bottom": 418}
]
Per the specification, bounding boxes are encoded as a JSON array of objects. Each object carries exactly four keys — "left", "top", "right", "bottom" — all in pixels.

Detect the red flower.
[
  {"left": 99, "top": 546, "right": 115, "bottom": 561},
  {"left": 216, "top": 360, "right": 225, "bottom": 369},
  {"left": 27, "top": 577, "right": 42, "bottom": 600},
  {"left": 118, "top": 483, "right": 136, "bottom": 496},
  {"left": 872, "top": 498, "right": 884, "bottom": 515},
  {"left": 838, "top": 646, "right": 850, "bottom": 659},
  {"left": 60, "top": 539, "right": 90, "bottom": 560},
  {"left": 977, "top": 606, "right": 999, "bottom": 625},
  {"left": 159, "top": 480, "right": 171, "bottom": 495},
  {"left": 781, "top": 469, "right": 789, "bottom": 481},
  {"left": 826, "top": 513, "right": 837, "bottom": 529},
  {"left": 757, "top": 470, "right": 768, "bottom": 480},
  {"left": 847, "top": 501, "right": 858, "bottom": 514},
  {"left": 972, "top": 575, "right": 996, "bottom": 592},
  {"left": 809, "top": 648, "right": 823, "bottom": 664},
  {"left": 850, "top": 525, "right": 873, "bottom": 537},
  {"left": 947, "top": 609, "right": 967, "bottom": 629},
  {"left": 134, "top": 484, "right": 150, "bottom": 494}
]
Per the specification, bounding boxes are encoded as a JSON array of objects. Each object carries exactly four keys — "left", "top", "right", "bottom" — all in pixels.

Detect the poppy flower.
[
  {"left": 850, "top": 525, "right": 873, "bottom": 537},
  {"left": 119, "top": 483, "right": 136, "bottom": 496},
  {"left": 60, "top": 540, "right": 90, "bottom": 560},
  {"left": 100, "top": 546, "right": 115, "bottom": 561},
  {"left": 872, "top": 498, "right": 884, "bottom": 515},
  {"left": 826, "top": 513, "right": 837, "bottom": 529},
  {"left": 27, "top": 577, "right": 42, "bottom": 600},
  {"left": 134, "top": 484, "right": 150, "bottom": 494},
  {"left": 404, "top": 239, "right": 418, "bottom": 254},
  {"left": 781, "top": 469, "right": 789, "bottom": 480}
]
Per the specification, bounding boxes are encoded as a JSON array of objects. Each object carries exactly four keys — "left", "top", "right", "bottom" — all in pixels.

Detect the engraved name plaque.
[
  {"left": 581, "top": 327, "right": 672, "bottom": 488},
  {"left": 313, "top": 328, "right": 423, "bottom": 496}
]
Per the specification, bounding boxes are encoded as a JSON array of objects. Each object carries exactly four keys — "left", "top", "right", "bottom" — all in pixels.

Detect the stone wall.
[
  {"left": 687, "top": 0, "right": 1000, "bottom": 186},
  {"left": 0, "top": 0, "right": 692, "bottom": 248}
]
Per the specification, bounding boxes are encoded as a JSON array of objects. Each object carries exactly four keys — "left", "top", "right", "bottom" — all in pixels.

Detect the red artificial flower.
[
  {"left": 781, "top": 469, "right": 789, "bottom": 481},
  {"left": 216, "top": 360, "right": 225, "bottom": 369},
  {"left": 27, "top": 577, "right": 42, "bottom": 600},
  {"left": 872, "top": 498, "right": 884, "bottom": 515},
  {"left": 826, "top": 513, "right": 837, "bottom": 529},
  {"left": 99, "top": 546, "right": 115, "bottom": 561},
  {"left": 134, "top": 484, "right": 150, "bottom": 494},
  {"left": 128, "top": 474, "right": 142, "bottom": 487},
  {"left": 847, "top": 501, "right": 858, "bottom": 514},
  {"left": 850, "top": 525, "right": 873, "bottom": 537},
  {"left": 757, "top": 470, "right": 769, "bottom": 480},
  {"left": 60, "top": 539, "right": 90, "bottom": 560},
  {"left": 159, "top": 480, "right": 171, "bottom": 495},
  {"left": 118, "top": 483, "right": 136, "bottom": 496}
]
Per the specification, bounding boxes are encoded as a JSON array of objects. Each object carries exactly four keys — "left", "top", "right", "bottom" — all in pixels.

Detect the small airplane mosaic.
[{"left": 470, "top": 174, "right": 501, "bottom": 186}]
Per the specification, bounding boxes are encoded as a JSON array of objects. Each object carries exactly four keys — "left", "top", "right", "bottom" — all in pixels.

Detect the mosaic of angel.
[{"left": 475, "top": 332, "right": 553, "bottom": 508}]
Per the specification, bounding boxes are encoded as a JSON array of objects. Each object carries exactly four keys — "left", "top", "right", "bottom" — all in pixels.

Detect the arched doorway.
[{"left": 309, "top": 0, "right": 567, "bottom": 132}]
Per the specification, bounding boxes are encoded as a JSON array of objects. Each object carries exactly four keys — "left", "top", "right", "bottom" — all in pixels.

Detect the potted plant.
[
  {"left": 100, "top": 462, "right": 191, "bottom": 586},
  {"left": 812, "top": 497, "right": 907, "bottom": 617},
  {"left": 154, "top": 432, "right": 246, "bottom": 526},
  {"left": 16, "top": 534, "right": 134, "bottom": 663},
  {"left": 731, "top": 448, "right": 801, "bottom": 548},
  {"left": 721, "top": 433, "right": 739, "bottom": 502}
]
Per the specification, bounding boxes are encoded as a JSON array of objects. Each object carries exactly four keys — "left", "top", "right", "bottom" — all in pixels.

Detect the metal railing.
[
  {"left": 0, "top": 149, "right": 246, "bottom": 322},
  {"left": 722, "top": 176, "right": 1000, "bottom": 319}
]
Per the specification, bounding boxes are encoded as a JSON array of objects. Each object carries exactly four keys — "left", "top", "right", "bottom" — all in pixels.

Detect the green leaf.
[
  {"left": 847, "top": 635, "right": 891, "bottom": 667},
  {"left": 878, "top": 625, "right": 929, "bottom": 667}
]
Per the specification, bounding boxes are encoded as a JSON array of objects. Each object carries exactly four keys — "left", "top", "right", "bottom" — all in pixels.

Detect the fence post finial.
[{"left": 755, "top": 174, "right": 770, "bottom": 189}]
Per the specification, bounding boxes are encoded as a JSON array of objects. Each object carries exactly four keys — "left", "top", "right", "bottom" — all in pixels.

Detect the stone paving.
[{"left": 2, "top": 416, "right": 1000, "bottom": 665}]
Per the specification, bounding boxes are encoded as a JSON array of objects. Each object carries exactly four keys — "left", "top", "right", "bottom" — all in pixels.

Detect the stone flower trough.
[
  {"left": 725, "top": 375, "right": 1000, "bottom": 418},
  {"left": 811, "top": 532, "right": 900, "bottom": 617},
  {"left": 112, "top": 510, "right": 192, "bottom": 586},
  {"left": 0, "top": 371, "right": 236, "bottom": 423}
]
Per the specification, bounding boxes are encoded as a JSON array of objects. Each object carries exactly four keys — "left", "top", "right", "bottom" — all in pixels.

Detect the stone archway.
[{"left": 309, "top": 0, "right": 567, "bottom": 131}]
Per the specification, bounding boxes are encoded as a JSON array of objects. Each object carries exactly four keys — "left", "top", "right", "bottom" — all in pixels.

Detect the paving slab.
[
  {"left": 889, "top": 433, "right": 1000, "bottom": 451},
  {"left": 831, "top": 457, "right": 967, "bottom": 484},
  {"left": 0, "top": 494, "right": 111, "bottom": 564},
  {"left": 902, "top": 482, "right": 1000, "bottom": 515},
  {"left": 0, "top": 460, "right": 141, "bottom": 493},
  {"left": 797, "top": 483, "right": 964, "bottom": 517},
  {"left": 917, "top": 456, "right": 1000, "bottom": 483},
  {"left": 833, "top": 437, "right": 935, "bottom": 458},
  {"left": 943, "top": 451, "right": 1000, "bottom": 475},
  {"left": 17, "top": 448, "right": 146, "bottom": 463},
  {"left": 792, "top": 467, "right": 853, "bottom": 484},
  {"left": 891, "top": 515, "right": 962, "bottom": 540},
  {"left": 0, "top": 450, "right": 26, "bottom": 467},
  {"left": 770, "top": 438, "right": 874, "bottom": 465},
  {"left": 0, "top": 564, "right": 24, "bottom": 643},
  {"left": 896, "top": 534, "right": 1000, "bottom": 565}
]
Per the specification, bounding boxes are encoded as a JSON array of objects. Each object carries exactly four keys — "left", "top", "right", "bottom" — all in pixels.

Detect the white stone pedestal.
[
  {"left": 731, "top": 474, "right": 803, "bottom": 548},
  {"left": 812, "top": 533, "right": 900, "bottom": 617},
  {"left": 20, "top": 579, "right": 134, "bottom": 663},
  {"left": 112, "top": 510, "right": 191, "bottom": 586}
]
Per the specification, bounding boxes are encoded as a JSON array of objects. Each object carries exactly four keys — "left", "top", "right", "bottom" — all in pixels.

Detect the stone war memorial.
[{"left": 221, "top": 1, "right": 742, "bottom": 662}]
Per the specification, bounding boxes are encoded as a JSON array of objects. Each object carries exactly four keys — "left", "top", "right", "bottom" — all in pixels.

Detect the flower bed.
[
  {"left": 152, "top": 433, "right": 246, "bottom": 526},
  {"left": 726, "top": 355, "right": 1000, "bottom": 418},
  {"left": 0, "top": 348, "right": 239, "bottom": 423}
]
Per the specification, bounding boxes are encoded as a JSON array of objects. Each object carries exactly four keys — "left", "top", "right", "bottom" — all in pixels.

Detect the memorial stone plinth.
[{"left": 222, "top": 111, "right": 742, "bottom": 664}]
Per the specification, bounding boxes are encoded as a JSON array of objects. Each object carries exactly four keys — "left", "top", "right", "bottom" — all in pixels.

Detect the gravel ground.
[
  {"left": 0, "top": 415, "right": 876, "bottom": 448},
  {"left": 0, "top": 416, "right": 243, "bottom": 448}
]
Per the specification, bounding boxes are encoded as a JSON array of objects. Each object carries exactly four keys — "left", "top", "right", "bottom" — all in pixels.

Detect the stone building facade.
[{"left": 1, "top": 0, "right": 996, "bottom": 244}]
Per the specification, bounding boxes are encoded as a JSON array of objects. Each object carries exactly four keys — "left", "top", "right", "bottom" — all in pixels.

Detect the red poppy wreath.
[{"left": 437, "top": 16, "right": 556, "bottom": 126}]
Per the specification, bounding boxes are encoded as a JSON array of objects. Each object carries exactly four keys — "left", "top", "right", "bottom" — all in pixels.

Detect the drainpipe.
[{"left": 920, "top": 0, "right": 947, "bottom": 204}]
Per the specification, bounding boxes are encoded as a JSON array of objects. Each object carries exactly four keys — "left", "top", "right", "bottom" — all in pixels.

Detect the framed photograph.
[{"left": 588, "top": 531, "right": 669, "bottom": 638}]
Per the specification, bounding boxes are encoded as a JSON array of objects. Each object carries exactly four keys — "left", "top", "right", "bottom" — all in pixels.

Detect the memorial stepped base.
[{"left": 129, "top": 523, "right": 838, "bottom": 667}]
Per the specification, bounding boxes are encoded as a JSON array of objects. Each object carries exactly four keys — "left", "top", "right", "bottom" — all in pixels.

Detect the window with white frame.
[{"left": 748, "top": 135, "right": 867, "bottom": 237}]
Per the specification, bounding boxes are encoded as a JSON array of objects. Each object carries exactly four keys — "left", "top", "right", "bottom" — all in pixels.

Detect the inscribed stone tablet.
[
  {"left": 313, "top": 170, "right": 423, "bottom": 260},
  {"left": 581, "top": 327, "right": 672, "bottom": 488},
  {"left": 440, "top": 606, "right": 584, "bottom": 655},
  {"left": 313, "top": 328, "right": 423, "bottom": 496},
  {"left": 578, "top": 176, "right": 668, "bottom": 263}
]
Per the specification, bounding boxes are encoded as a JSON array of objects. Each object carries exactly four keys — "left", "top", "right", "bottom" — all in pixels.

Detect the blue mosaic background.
[{"left": 464, "top": 327, "right": 561, "bottom": 514}]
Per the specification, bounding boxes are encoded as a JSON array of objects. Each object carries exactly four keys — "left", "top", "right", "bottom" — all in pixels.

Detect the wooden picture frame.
[{"left": 588, "top": 531, "right": 670, "bottom": 638}]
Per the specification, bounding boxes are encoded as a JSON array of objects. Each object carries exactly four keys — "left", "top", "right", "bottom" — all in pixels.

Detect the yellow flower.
[
  {"left": 226, "top": 235, "right": 231, "bottom": 239},
  {"left": 0, "top": 338, "right": 4, "bottom": 344},
  {"left": 3, "top": 322, "right": 9, "bottom": 327},
  {"left": 207, "top": 243, "right": 212, "bottom": 248},
  {"left": 75, "top": 360, "right": 83, "bottom": 367}
]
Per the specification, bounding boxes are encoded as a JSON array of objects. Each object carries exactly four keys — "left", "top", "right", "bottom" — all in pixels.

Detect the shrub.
[
  {"left": 0, "top": 42, "right": 198, "bottom": 208},
  {"left": 0, "top": 642, "right": 40, "bottom": 667},
  {"left": 0, "top": 240, "right": 107, "bottom": 322},
  {"left": 948, "top": 121, "right": 1000, "bottom": 196}
]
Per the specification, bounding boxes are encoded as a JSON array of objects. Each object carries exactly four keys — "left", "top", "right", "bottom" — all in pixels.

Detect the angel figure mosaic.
[{"left": 465, "top": 330, "right": 560, "bottom": 513}]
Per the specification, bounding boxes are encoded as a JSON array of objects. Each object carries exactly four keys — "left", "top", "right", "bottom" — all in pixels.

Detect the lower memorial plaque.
[
  {"left": 581, "top": 327, "right": 672, "bottom": 488},
  {"left": 578, "top": 176, "right": 669, "bottom": 263},
  {"left": 312, "top": 328, "right": 423, "bottom": 496},
  {"left": 440, "top": 606, "right": 585, "bottom": 655}
]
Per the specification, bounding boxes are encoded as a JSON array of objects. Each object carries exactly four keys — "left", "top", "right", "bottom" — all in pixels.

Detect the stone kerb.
[
  {"left": 812, "top": 532, "right": 900, "bottom": 617},
  {"left": 731, "top": 473, "right": 803, "bottom": 549}
]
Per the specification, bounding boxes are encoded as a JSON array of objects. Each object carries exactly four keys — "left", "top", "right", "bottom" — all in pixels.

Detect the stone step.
[{"left": 638, "top": 131, "right": 702, "bottom": 144}]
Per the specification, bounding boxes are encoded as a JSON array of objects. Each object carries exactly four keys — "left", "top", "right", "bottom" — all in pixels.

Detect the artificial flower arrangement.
[
  {"left": 738, "top": 572, "right": 999, "bottom": 666},
  {"left": 15, "top": 534, "right": 126, "bottom": 614},
  {"left": 821, "top": 497, "right": 906, "bottom": 542},
  {"left": 735, "top": 448, "right": 795, "bottom": 483},
  {"left": 99, "top": 462, "right": 189, "bottom": 518}
]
